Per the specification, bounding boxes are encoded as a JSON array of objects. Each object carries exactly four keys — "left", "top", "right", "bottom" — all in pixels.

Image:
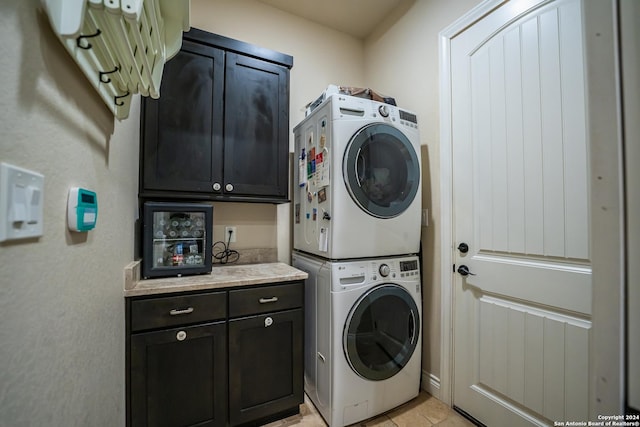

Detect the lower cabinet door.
[
  {"left": 130, "top": 322, "right": 227, "bottom": 427},
  {"left": 228, "top": 309, "right": 303, "bottom": 426}
]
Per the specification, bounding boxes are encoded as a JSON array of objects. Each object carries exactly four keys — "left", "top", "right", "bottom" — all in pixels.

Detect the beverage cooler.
[{"left": 142, "top": 202, "right": 213, "bottom": 278}]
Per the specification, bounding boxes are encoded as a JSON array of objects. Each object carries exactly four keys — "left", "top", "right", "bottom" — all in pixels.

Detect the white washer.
[
  {"left": 292, "top": 251, "right": 422, "bottom": 427},
  {"left": 293, "top": 92, "right": 421, "bottom": 259}
]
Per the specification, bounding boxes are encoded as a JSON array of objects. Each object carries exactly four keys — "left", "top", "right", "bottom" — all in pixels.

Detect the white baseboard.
[{"left": 421, "top": 370, "right": 441, "bottom": 400}]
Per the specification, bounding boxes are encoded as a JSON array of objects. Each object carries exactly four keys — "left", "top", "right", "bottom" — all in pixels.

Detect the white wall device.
[
  {"left": 0, "top": 162, "right": 45, "bottom": 242},
  {"left": 67, "top": 187, "right": 98, "bottom": 232}
]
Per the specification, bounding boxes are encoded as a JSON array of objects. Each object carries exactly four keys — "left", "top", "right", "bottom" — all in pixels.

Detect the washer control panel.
[
  {"left": 369, "top": 257, "right": 420, "bottom": 281},
  {"left": 332, "top": 256, "right": 420, "bottom": 291}
]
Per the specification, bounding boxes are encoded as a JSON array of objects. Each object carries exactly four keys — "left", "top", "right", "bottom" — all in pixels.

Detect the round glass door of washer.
[
  {"left": 343, "top": 284, "right": 420, "bottom": 381},
  {"left": 343, "top": 123, "right": 420, "bottom": 218}
]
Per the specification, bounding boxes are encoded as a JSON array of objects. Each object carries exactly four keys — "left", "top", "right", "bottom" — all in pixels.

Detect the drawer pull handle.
[
  {"left": 169, "top": 307, "right": 194, "bottom": 316},
  {"left": 259, "top": 297, "right": 279, "bottom": 304}
]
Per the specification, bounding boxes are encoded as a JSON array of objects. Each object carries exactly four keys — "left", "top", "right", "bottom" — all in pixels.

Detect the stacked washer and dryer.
[{"left": 292, "top": 86, "right": 423, "bottom": 427}]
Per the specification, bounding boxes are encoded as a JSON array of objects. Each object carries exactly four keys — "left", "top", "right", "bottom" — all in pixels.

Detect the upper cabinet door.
[
  {"left": 139, "top": 28, "right": 293, "bottom": 203},
  {"left": 142, "top": 40, "right": 224, "bottom": 193},
  {"left": 223, "top": 53, "right": 290, "bottom": 199}
]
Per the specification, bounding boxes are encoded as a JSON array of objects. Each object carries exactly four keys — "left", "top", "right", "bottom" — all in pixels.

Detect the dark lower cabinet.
[
  {"left": 126, "top": 281, "right": 304, "bottom": 427},
  {"left": 228, "top": 309, "right": 303, "bottom": 426},
  {"left": 130, "top": 322, "right": 227, "bottom": 427}
]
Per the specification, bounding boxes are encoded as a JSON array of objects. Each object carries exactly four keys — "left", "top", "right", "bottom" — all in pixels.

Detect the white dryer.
[
  {"left": 292, "top": 251, "right": 422, "bottom": 427},
  {"left": 293, "top": 93, "right": 421, "bottom": 259}
]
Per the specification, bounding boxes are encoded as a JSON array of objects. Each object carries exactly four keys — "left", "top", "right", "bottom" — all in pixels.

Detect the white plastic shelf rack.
[{"left": 44, "top": 0, "right": 190, "bottom": 120}]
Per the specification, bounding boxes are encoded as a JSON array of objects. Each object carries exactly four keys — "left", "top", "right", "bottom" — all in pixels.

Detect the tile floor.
[{"left": 264, "top": 391, "right": 475, "bottom": 427}]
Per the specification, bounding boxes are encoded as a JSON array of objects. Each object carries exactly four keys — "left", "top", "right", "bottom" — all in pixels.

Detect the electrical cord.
[{"left": 212, "top": 229, "right": 239, "bottom": 264}]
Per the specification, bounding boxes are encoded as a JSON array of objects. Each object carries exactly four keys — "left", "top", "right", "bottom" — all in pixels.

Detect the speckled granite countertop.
[{"left": 124, "top": 260, "right": 308, "bottom": 297}]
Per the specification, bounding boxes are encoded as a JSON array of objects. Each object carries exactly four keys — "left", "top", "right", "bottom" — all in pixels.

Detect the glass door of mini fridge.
[{"left": 142, "top": 202, "right": 213, "bottom": 278}]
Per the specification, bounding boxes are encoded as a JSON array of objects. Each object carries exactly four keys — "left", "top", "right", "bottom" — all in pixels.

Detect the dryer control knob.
[
  {"left": 378, "top": 105, "right": 390, "bottom": 117},
  {"left": 379, "top": 264, "right": 390, "bottom": 277}
]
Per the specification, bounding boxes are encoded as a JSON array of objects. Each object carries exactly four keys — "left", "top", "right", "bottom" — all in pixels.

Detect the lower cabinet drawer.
[
  {"left": 228, "top": 282, "right": 303, "bottom": 318},
  {"left": 131, "top": 291, "right": 227, "bottom": 332}
]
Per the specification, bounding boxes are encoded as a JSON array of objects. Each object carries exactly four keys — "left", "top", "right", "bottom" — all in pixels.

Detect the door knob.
[
  {"left": 457, "top": 265, "right": 475, "bottom": 276},
  {"left": 457, "top": 243, "right": 469, "bottom": 253}
]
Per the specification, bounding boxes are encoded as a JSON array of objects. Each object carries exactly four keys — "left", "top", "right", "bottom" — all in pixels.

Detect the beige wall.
[{"left": 0, "top": 1, "right": 138, "bottom": 424}]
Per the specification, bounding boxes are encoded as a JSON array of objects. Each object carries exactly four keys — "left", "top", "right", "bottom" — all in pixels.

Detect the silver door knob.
[
  {"left": 225, "top": 183, "right": 234, "bottom": 192},
  {"left": 212, "top": 182, "right": 221, "bottom": 191}
]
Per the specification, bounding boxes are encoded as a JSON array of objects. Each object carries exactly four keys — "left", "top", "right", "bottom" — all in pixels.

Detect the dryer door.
[
  {"left": 343, "top": 123, "right": 420, "bottom": 218},
  {"left": 343, "top": 284, "right": 420, "bottom": 381}
]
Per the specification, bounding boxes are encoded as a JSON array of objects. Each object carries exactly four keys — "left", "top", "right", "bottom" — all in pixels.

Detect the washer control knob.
[
  {"left": 379, "top": 264, "right": 390, "bottom": 277},
  {"left": 378, "top": 105, "right": 390, "bottom": 117}
]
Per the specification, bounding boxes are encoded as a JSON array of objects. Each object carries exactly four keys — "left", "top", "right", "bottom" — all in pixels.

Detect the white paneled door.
[{"left": 450, "top": 0, "right": 591, "bottom": 425}]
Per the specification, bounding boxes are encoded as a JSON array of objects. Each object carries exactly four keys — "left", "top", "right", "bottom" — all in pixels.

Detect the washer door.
[
  {"left": 343, "top": 123, "right": 420, "bottom": 218},
  {"left": 343, "top": 284, "right": 420, "bottom": 381}
]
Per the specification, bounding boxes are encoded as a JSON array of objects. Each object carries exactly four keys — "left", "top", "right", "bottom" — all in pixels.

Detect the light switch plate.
[{"left": 0, "top": 162, "right": 44, "bottom": 242}]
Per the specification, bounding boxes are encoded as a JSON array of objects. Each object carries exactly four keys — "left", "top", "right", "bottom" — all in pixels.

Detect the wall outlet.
[{"left": 225, "top": 226, "right": 237, "bottom": 243}]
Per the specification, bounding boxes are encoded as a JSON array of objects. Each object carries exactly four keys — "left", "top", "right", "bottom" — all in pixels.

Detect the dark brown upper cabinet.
[{"left": 140, "top": 28, "right": 293, "bottom": 203}]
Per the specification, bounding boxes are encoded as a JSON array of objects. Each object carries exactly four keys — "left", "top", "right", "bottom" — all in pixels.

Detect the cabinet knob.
[
  {"left": 212, "top": 182, "right": 221, "bottom": 191},
  {"left": 225, "top": 183, "right": 234, "bottom": 192},
  {"left": 176, "top": 330, "right": 187, "bottom": 341}
]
